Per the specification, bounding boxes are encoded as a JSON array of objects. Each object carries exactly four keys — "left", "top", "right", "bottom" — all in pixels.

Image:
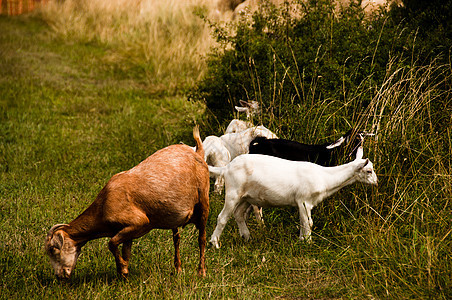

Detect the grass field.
[{"left": 0, "top": 2, "right": 451, "bottom": 299}]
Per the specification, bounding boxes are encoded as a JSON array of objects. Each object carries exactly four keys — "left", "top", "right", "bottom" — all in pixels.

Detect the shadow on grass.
[{"left": 37, "top": 268, "right": 124, "bottom": 288}]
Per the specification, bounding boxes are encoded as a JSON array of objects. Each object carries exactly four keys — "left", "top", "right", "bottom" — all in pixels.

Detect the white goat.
[
  {"left": 225, "top": 100, "right": 260, "bottom": 134},
  {"left": 224, "top": 119, "right": 252, "bottom": 134},
  {"left": 203, "top": 125, "right": 277, "bottom": 224},
  {"left": 209, "top": 146, "right": 378, "bottom": 248}
]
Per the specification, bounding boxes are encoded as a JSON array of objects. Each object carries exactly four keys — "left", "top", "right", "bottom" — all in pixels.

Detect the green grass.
[{"left": 1, "top": 9, "right": 451, "bottom": 300}]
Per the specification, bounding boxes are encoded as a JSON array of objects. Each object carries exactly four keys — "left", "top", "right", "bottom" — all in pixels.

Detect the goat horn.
[
  {"left": 47, "top": 224, "right": 68, "bottom": 236},
  {"left": 361, "top": 132, "right": 375, "bottom": 137},
  {"left": 239, "top": 100, "right": 250, "bottom": 107},
  {"left": 356, "top": 146, "right": 364, "bottom": 160}
]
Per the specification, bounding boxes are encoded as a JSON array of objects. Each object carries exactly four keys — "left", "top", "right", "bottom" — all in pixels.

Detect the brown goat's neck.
[{"left": 66, "top": 201, "right": 110, "bottom": 247}]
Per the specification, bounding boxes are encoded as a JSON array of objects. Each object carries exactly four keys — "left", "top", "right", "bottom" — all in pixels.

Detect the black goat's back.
[{"left": 249, "top": 137, "right": 334, "bottom": 166}]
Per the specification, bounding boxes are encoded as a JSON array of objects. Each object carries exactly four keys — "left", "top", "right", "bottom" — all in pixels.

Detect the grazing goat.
[
  {"left": 45, "top": 127, "right": 210, "bottom": 279},
  {"left": 225, "top": 100, "right": 261, "bottom": 134},
  {"left": 249, "top": 129, "right": 374, "bottom": 166},
  {"left": 209, "top": 146, "right": 377, "bottom": 248}
]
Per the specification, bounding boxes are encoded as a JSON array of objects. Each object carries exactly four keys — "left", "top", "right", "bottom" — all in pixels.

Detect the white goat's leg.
[
  {"left": 297, "top": 201, "right": 313, "bottom": 243},
  {"left": 306, "top": 204, "right": 313, "bottom": 229},
  {"left": 210, "top": 193, "right": 240, "bottom": 249},
  {"left": 209, "top": 144, "right": 230, "bottom": 194},
  {"left": 233, "top": 201, "right": 251, "bottom": 241},
  {"left": 252, "top": 205, "right": 264, "bottom": 225},
  {"left": 214, "top": 175, "right": 225, "bottom": 194},
  {"left": 244, "top": 205, "right": 264, "bottom": 225}
]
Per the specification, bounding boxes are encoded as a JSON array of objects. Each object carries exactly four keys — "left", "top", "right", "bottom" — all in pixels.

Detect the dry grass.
[{"left": 39, "top": 0, "right": 218, "bottom": 92}]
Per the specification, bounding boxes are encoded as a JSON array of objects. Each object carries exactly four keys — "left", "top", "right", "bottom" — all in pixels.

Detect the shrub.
[{"left": 191, "top": 0, "right": 450, "bottom": 139}]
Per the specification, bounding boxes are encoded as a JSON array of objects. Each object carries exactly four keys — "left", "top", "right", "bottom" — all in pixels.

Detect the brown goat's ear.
[
  {"left": 47, "top": 224, "right": 67, "bottom": 247},
  {"left": 52, "top": 231, "right": 65, "bottom": 250}
]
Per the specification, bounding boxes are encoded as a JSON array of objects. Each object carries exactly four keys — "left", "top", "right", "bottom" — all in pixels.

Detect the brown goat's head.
[{"left": 45, "top": 224, "right": 81, "bottom": 279}]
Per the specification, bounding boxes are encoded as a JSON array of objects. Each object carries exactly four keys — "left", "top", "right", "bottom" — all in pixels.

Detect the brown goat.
[{"left": 45, "top": 126, "right": 210, "bottom": 279}]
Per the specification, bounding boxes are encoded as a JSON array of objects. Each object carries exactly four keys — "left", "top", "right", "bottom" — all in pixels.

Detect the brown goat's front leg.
[
  {"left": 109, "top": 238, "right": 131, "bottom": 277},
  {"left": 121, "top": 240, "right": 132, "bottom": 274},
  {"left": 172, "top": 228, "right": 182, "bottom": 273}
]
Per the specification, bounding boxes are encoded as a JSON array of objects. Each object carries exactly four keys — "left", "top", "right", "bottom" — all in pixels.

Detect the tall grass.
[
  {"left": 244, "top": 46, "right": 452, "bottom": 297},
  {"left": 39, "top": 0, "right": 217, "bottom": 93},
  {"left": 297, "top": 51, "right": 450, "bottom": 299},
  {"left": 339, "top": 58, "right": 452, "bottom": 297}
]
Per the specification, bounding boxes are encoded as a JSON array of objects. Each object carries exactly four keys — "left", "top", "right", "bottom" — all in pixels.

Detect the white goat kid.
[
  {"left": 204, "top": 125, "right": 277, "bottom": 193},
  {"left": 225, "top": 100, "right": 260, "bottom": 134},
  {"left": 224, "top": 119, "right": 252, "bottom": 134},
  {"left": 209, "top": 146, "right": 378, "bottom": 248},
  {"left": 221, "top": 125, "right": 277, "bottom": 158},
  {"left": 203, "top": 135, "right": 231, "bottom": 191}
]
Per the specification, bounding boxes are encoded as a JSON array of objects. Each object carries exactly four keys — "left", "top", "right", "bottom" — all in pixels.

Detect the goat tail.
[
  {"left": 193, "top": 125, "right": 204, "bottom": 159},
  {"left": 208, "top": 165, "right": 224, "bottom": 178}
]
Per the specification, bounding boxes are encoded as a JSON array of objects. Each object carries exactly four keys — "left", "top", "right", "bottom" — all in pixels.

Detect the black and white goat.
[{"left": 249, "top": 129, "right": 374, "bottom": 166}]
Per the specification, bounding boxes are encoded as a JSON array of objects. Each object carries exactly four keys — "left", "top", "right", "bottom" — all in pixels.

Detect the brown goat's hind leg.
[
  {"left": 121, "top": 240, "right": 132, "bottom": 276},
  {"left": 197, "top": 224, "right": 207, "bottom": 277},
  {"left": 172, "top": 228, "right": 182, "bottom": 274},
  {"left": 196, "top": 205, "right": 208, "bottom": 277}
]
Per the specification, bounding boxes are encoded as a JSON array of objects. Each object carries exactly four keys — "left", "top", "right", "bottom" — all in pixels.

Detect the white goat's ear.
[
  {"left": 356, "top": 146, "right": 364, "bottom": 160},
  {"left": 326, "top": 136, "right": 345, "bottom": 149},
  {"left": 235, "top": 106, "right": 249, "bottom": 113},
  {"left": 355, "top": 158, "right": 368, "bottom": 171},
  {"left": 358, "top": 158, "right": 369, "bottom": 169}
]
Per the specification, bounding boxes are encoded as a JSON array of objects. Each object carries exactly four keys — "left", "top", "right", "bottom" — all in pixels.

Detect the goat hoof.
[
  {"left": 240, "top": 234, "right": 250, "bottom": 242},
  {"left": 209, "top": 239, "right": 220, "bottom": 249},
  {"left": 197, "top": 268, "right": 206, "bottom": 277},
  {"left": 299, "top": 236, "right": 312, "bottom": 244}
]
